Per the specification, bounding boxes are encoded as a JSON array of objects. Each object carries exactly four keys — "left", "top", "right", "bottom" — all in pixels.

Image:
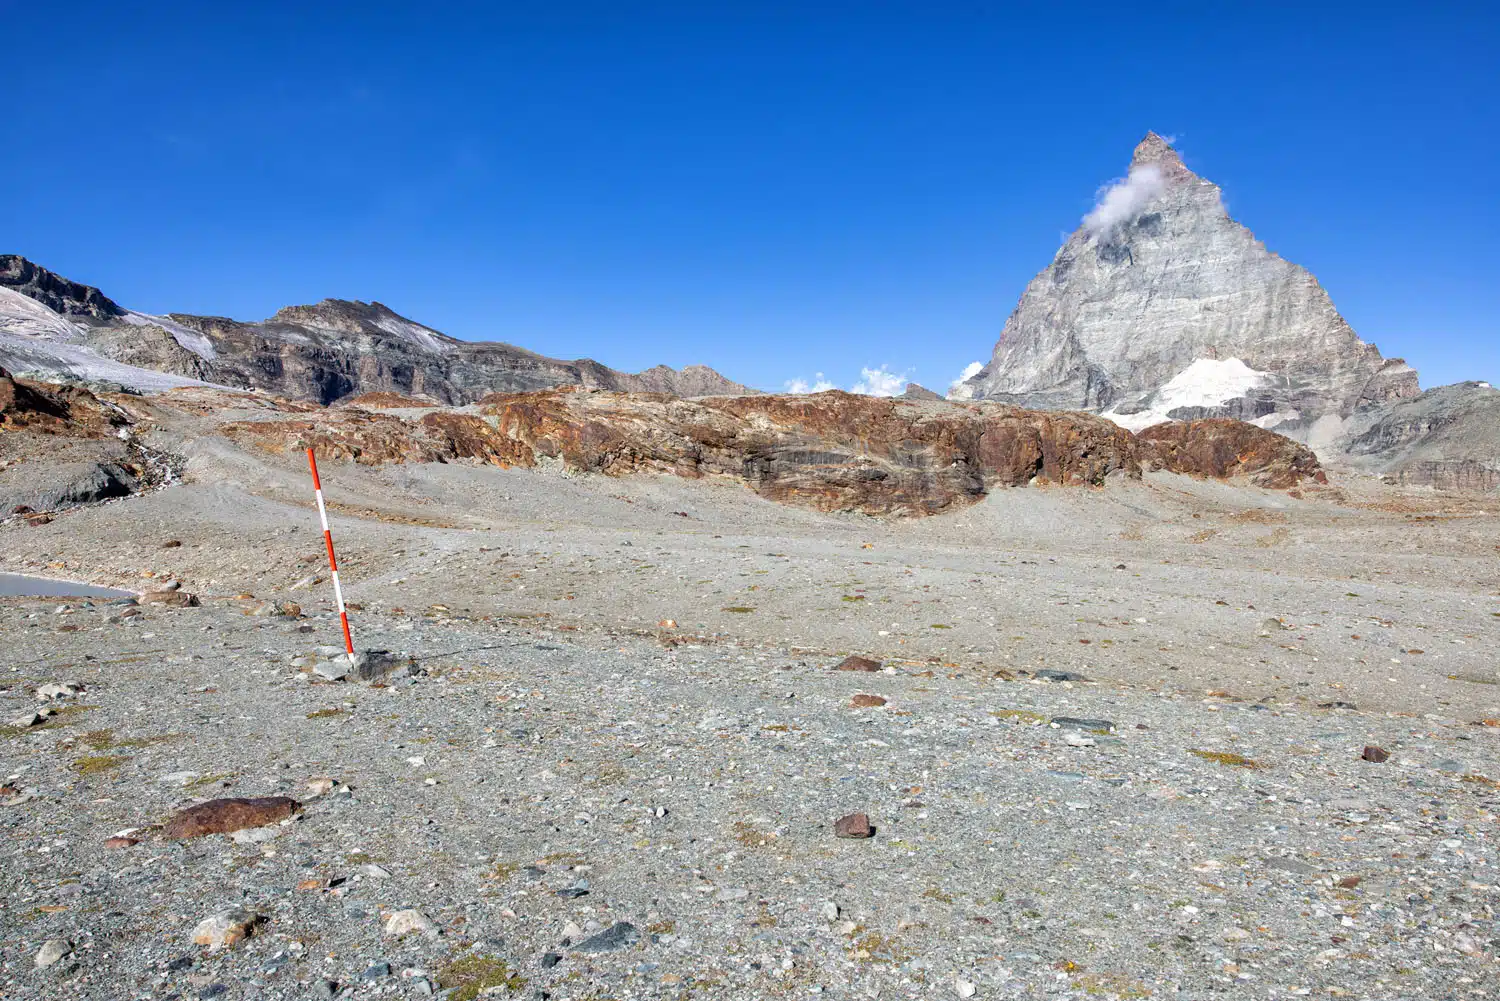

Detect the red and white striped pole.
[{"left": 306, "top": 447, "right": 355, "bottom": 658}]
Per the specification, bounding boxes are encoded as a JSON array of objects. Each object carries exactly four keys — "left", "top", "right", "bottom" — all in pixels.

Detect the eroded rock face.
[
  {"left": 961, "top": 134, "right": 1419, "bottom": 432},
  {"left": 1138, "top": 419, "right": 1327, "bottom": 489}
]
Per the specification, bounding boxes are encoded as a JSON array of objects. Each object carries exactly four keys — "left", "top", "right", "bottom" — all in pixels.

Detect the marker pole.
[{"left": 306, "top": 448, "right": 355, "bottom": 657}]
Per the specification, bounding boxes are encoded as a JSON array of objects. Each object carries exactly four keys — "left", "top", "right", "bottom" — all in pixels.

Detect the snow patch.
[
  {"left": 1101, "top": 358, "right": 1271, "bottom": 432},
  {"left": 0, "top": 288, "right": 86, "bottom": 343},
  {"left": 371, "top": 312, "right": 451, "bottom": 354},
  {"left": 0, "top": 332, "right": 217, "bottom": 392},
  {"left": 123, "top": 311, "right": 218, "bottom": 360},
  {"left": 1250, "top": 410, "right": 1301, "bottom": 430}
]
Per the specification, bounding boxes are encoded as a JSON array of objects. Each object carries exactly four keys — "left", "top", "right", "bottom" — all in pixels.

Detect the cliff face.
[
  {"left": 0, "top": 259, "right": 753, "bottom": 404},
  {"left": 961, "top": 134, "right": 1419, "bottom": 432}
]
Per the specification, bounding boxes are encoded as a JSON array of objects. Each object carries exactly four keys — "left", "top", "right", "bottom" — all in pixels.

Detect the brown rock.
[
  {"left": 1137, "top": 418, "right": 1326, "bottom": 489},
  {"left": 1361, "top": 746, "right": 1390, "bottom": 763},
  {"left": 1336, "top": 876, "right": 1363, "bottom": 889},
  {"left": 834, "top": 812, "right": 874, "bottom": 839},
  {"left": 142, "top": 590, "right": 200, "bottom": 607},
  {"left": 162, "top": 539, "right": 182, "bottom": 548},
  {"left": 192, "top": 908, "right": 260, "bottom": 949},
  {"left": 849, "top": 694, "right": 888, "bottom": 708},
  {"left": 161, "top": 796, "right": 301, "bottom": 840},
  {"left": 834, "top": 656, "right": 882, "bottom": 673},
  {"left": 104, "top": 836, "right": 140, "bottom": 849}
]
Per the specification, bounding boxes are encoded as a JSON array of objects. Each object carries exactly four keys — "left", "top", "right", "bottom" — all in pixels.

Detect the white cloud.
[
  {"left": 784, "top": 373, "right": 836, "bottom": 394},
  {"left": 850, "top": 365, "right": 909, "bottom": 397},
  {"left": 1082, "top": 163, "right": 1165, "bottom": 236},
  {"left": 946, "top": 361, "right": 983, "bottom": 399},
  {"left": 783, "top": 365, "right": 914, "bottom": 396}
]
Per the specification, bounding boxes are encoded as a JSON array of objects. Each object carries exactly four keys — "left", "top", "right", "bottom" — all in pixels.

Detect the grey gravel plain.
[{"left": 1, "top": 440, "right": 1497, "bottom": 999}]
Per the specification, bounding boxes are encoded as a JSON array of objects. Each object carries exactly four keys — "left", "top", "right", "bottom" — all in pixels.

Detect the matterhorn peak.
[
  {"left": 961, "top": 133, "right": 1418, "bottom": 431},
  {"left": 1129, "top": 131, "right": 1189, "bottom": 175}
]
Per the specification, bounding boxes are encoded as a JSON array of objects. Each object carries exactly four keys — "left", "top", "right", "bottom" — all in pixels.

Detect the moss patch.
[
  {"left": 437, "top": 955, "right": 526, "bottom": 1000},
  {"left": 1189, "top": 749, "right": 1262, "bottom": 769},
  {"left": 73, "top": 755, "right": 128, "bottom": 775}
]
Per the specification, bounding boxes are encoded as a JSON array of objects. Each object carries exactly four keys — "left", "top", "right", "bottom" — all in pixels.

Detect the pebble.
[
  {"left": 955, "top": 978, "right": 978, "bottom": 998},
  {"left": 833, "top": 655, "right": 882, "bottom": 672},
  {"left": 313, "top": 660, "right": 348, "bottom": 682},
  {"left": 716, "top": 887, "right": 750, "bottom": 903},
  {"left": 834, "top": 812, "right": 873, "bottom": 839},
  {"left": 313, "top": 979, "right": 339, "bottom": 1000},
  {"left": 34, "top": 938, "right": 71, "bottom": 968},
  {"left": 35, "top": 682, "right": 84, "bottom": 701},
  {"left": 573, "top": 922, "right": 640, "bottom": 953},
  {"left": 191, "top": 908, "right": 259, "bottom": 949},
  {"left": 1034, "top": 669, "right": 1087, "bottom": 682},
  {"left": 384, "top": 909, "right": 438, "bottom": 938},
  {"left": 162, "top": 796, "right": 301, "bottom": 839},
  {"left": 360, "top": 962, "right": 392, "bottom": 980}
]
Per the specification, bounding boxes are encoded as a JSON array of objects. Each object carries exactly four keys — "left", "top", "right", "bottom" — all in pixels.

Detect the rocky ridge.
[
  {"left": 960, "top": 134, "right": 1419, "bottom": 433},
  {"left": 0, "top": 256, "right": 751, "bottom": 404}
]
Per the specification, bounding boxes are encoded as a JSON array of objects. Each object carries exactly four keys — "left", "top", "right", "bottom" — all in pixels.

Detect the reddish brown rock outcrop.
[
  {"left": 210, "top": 389, "right": 1324, "bottom": 516},
  {"left": 1137, "top": 418, "right": 1326, "bottom": 489},
  {"left": 161, "top": 796, "right": 301, "bottom": 840},
  {"left": 477, "top": 390, "right": 1141, "bottom": 515},
  {"left": 0, "top": 366, "right": 119, "bottom": 437}
]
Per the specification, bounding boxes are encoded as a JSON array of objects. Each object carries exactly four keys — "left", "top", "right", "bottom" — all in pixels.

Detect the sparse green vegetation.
[
  {"left": 73, "top": 755, "right": 127, "bottom": 774},
  {"left": 1189, "top": 749, "right": 1262, "bottom": 768},
  {"left": 436, "top": 954, "right": 526, "bottom": 1000}
]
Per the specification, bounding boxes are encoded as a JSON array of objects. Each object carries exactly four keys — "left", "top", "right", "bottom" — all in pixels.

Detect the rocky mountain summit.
[
  {"left": 0, "top": 256, "right": 751, "bottom": 404},
  {"left": 960, "top": 134, "right": 1420, "bottom": 433}
]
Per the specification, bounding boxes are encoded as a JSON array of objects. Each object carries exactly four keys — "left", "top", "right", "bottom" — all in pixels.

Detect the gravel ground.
[{"left": 1, "top": 433, "right": 1498, "bottom": 999}]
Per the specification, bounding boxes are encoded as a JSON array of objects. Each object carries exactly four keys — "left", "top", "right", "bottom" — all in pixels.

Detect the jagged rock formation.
[
  {"left": 1332, "top": 382, "right": 1500, "bottom": 492},
  {"left": 962, "top": 134, "right": 1419, "bottom": 433},
  {"left": 207, "top": 387, "right": 1326, "bottom": 516},
  {"left": 0, "top": 257, "right": 752, "bottom": 404}
]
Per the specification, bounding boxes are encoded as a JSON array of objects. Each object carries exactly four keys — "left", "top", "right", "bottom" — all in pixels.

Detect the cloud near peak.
[{"left": 1082, "top": 163, "right": 1165, "bottom": 235}]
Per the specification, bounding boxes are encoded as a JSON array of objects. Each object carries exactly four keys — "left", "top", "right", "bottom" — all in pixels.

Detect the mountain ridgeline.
[{"left": 0, "top": 255, "right": 752, "bottom": 404}]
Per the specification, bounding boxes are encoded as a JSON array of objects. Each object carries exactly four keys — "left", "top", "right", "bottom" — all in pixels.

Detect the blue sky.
[{"left": 7, "top": 2, "right": 1496, "bottom": 392}]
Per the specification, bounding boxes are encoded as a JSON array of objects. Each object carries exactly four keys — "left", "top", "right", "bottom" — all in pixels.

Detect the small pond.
[{"left": 0, "top": 574, "right": 135, "bottom": 599}]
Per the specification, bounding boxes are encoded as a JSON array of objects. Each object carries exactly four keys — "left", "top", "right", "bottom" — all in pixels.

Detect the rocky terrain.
[
  {"left": 959, "top": 133, "right": 1419, "bottom": 434},
  {"left": 2, "top": 368, "right": 1330, "bottom": 520},
  {"left": 2, "top": 366, "right": 1498, "bottom": 999},
  {"left": 0, "top": 256, "right": 751, "bottom": 405}
]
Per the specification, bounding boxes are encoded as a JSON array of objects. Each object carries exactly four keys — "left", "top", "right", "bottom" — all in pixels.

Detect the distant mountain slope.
[
  {"left": 1332, "top": 381, "right": 1500, "bottom": 492},
  {"left": 960, "top": 134, "right": 1418, "bottom": 435},
  {"left": 0, "top": 255, "right": 753, "bottom": 402}
]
